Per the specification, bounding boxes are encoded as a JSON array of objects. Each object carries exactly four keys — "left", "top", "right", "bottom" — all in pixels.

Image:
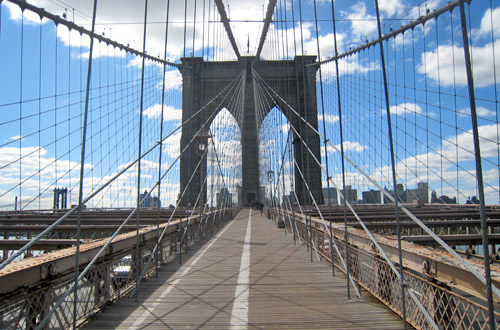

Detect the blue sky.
[{"left": 0, "top": 0, "right": 499, "bottom": 209}]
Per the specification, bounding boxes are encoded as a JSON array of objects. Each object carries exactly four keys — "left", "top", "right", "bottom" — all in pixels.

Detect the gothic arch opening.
[{"left": 208, "top": 108, "right": 242, "bottom": 206}]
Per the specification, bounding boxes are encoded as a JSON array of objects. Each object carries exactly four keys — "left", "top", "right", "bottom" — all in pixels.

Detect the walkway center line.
[
  {"left": 131, "top": 217, "right": 236, "bottom": 329},
  {"left": 230, "top": 208, "right": 252, "bottom": 329}
]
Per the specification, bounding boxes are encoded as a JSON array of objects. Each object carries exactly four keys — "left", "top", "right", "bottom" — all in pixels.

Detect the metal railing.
[
  {"left": 0, "top": 209, "right": 233, "bottom": 329},
  {"left": 275, "top": 209, "right": 500, "bottom": 330}
]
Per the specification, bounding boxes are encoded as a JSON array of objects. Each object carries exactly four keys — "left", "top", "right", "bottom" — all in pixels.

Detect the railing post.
[
  {"left": 374, "top": 0, "right": 407, "bottom": 325},
  {"left": 155, "top": 0, "right": 171, "bottom": 274},
  {"left": 134, "top": 0, "right": 149, "bottom": 302},
  {"left": 178, "top": 221, "right": 182, "bottom": 264},
  {"left": 457, "top": 1, "right": 495, "bottom": 328},
  {"left": 25, "top": 286, "right": 50, "bottom": 330},
  {"left": 73, "top": 0, "right": 98, "bottom": 327}
]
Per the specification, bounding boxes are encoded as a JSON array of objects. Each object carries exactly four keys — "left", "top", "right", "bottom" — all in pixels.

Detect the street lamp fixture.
[
  {"left": 267, "top": 170, "right": 275, "bottom": 221},
  {"left": 267, "top": 170, "right": 275, "bottom": 183}
]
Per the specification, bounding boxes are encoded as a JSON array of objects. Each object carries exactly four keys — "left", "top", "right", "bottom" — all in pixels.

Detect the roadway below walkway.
[{"left": 82, "top": 208, "right": 405, "bottom": 329}]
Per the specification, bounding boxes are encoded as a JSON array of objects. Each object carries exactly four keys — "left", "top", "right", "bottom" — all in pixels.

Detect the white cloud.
[
  {"left": 320, "top": 53, "right": 379, "bottom": 80},
  {"left": 280, "top": 123, "right": 290, "bottom": 134},
  {"left": 0, "top": 145, "right": 95, "bottom": 208},
  {"left": 459, "top": 106, "right": 497, "bottom": 118},
  {"left": 328, "top": 141, "right": 367, "bottom": 153},
  {"left": 418, "top": 40, "right": 500, "bottom": 88},
  {"left": 156, "top": 70, "right": 183, "bottom": 91},
  {"left": 318, "top": 114, "right": 339, "bottom": 123},
  {"left": 378, "top": 0, "right": 405, "bottom": 17},
  {"left": 143, "top": 104, "right": 182, "bottom": 122},
  {"left": 164, "top": 132, "right": 181, "bottom": 159},
  {"left": 4, "top": 1, "right": 46, "bottom": 24},
  {"left": 208, "top": 137, "right": 242, "bottom": 170},
  {"left": 386, "top": 103, "right": 423, "bottom": 116},
  {"left": 343, "top": 3, "right": 377, "bottom": 40},
  {"left": 475, "top": 6, "right": 500, "bottom": 39},
  {"left": 210, "top": 108, "right": 239, "bottom": 129}
]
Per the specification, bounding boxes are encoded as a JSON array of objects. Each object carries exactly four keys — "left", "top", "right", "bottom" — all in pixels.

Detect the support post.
[{"left": 458, "top": 1, "right": 495, "bottom": 327}]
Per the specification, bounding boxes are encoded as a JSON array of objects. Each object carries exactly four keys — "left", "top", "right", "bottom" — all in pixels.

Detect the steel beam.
[
  {"left": 349, "top": 219, "right": 500, "bottom": 229},
  {"left": 254, "top": 0, "right": 277, "bottom": 62},
  {"left": 0, "top": 224, "right": 144, "bottom": 233},
  {"left": 214, "top": 0, "right": 241, "bottom": 59},
  {"left": 0, "top": 217, "right": 190, "bottom": 295},
  {"left": 287, "top": 210, "right": 500, "bottom": 302},
  {"left": 0, "top": 239, "right": 80, "bottom": 250},
  {"left": 402, "top": 234, "right": 500, "bottom": 246},
  {"left": 6, "top": 0, "right": 178, "bottom": 68}
]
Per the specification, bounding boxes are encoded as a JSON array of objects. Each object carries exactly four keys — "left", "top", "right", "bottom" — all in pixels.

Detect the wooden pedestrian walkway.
[{"left": 82, "top": 208, "right": 406, "bottom": 329}]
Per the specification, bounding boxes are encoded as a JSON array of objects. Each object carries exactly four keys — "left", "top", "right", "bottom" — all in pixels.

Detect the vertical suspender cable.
[
  {"left": 313, "top": 0, "right": 334, "bottom": 276},
  {"left": 68, "top": 22, "right": 72, "bottom": 206},
  {"left": 183, "top": 0, "right": 188, "bottom": 58},
  {"left": 54, "top": 21, "right": 58, "bottom": 200},
  {"left": 450, "top": 13, "right": 460, "bottom": 202},
  {"left": 489, "top": 0, "right": 500, "bottom": 205},
  {"left": 457, "top": 1, "right": 495, "bottom": 328},
  {"left": 73, "top": 0, "right": 98, "bottom": 328},
  {"left": 192, "top": 0, "right": 197, "bottom": 56},
  {"left": 435, "top": 19, "right": 444, "bottom": 196},
  {"left": 38, "top": 20, "right": 42, "bottom": 210},
  {"left": 19, "top": 13, "right": 24, "bottom": 210},
  {"left": 329, "top": 0, "right": 344, "bottom": 278},
  {"left": 156, "top": 0, "right": 170, "bottom": 278},
  {"left": 374, "top": 0, "right": 407, "bottom": 327},
  {"left": 135, "top": 0, "right": 149, "bottom": 302},
  {"left": 297, "top": 0, "right": 309, "bottom": 207},
  {"left": 202, "top": 0, "right": 206, "bottom": 59}
]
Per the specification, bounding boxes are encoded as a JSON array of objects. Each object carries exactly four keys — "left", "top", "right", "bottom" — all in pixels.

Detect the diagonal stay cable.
[
  {"left": 0, "top": 70, "right": 244, "bottom": 272},
  {"left": 129, "top": 70, "right": 246, "bottom": 296},
  {"left": 252, "top": 69, "right": 358, "bottom": 294},
  {"left": 252, "top": 66, "right": 500, "bottom": 300},
  {"left": 291, "top": 155, "right": 361, "bottom": 298},
  {"left": 214, "top": 0, "right": 240, "bottom": 59},
  {"left": 254, "top": 70, "right": 441, "bottom": 325},
  {"left": 252, "top": 80, "right": 320, "bottom": 260},
  {"left": 254, "top": 0, "right": 277, "bottom": 63},
  {"left": 34, "top": 70, "right": 246, "bottom": 329}
]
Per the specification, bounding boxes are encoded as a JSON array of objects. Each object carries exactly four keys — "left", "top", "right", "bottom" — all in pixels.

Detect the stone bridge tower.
[{"left": 178, "top": 56, "right": 323, "bottom": 207}]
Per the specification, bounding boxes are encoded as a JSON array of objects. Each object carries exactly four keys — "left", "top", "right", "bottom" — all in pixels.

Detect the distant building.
[
  {"left": 139, "top": 190, "right": 152, "bottom": 208},
  {"left": 217, "top": 188, "right": 232, "bottom": 207},
  {"left": 236, "top": 184, "right": 242, "bottom": 205},
  {"left": 53, "top": 187, "right": 68, "bottom": 209},
  {"left": 431, "top": 191, "right": 457, "bottom": 204},
  {"left": 405, "top": 182, "right": 429, "bottom": 205},
  {"left": 151, "top": 196, "right": 161, "bottom": 208},
  {"left": 341, "top": 185, "right": 357, "bottom": 204},
  {"left": 258, "top": 185, "right": 266, "bottom": 202},
  {"left": 362, "top": 189, "right": 381, "bottom": 204},
  {"left": 282, "top": 192, "right": 297, "bottom": 207},
  {"left": 466, "top": 196, "right": 479, "bottom": 204},
  {"left": 322, "top": 187, "right": 338, "bottom": 204},
  {"left": 383, "top": 183, "right": 406, "bottom": 204},
  {"left": 417, "top": 182, "right": 429, "bottom": 204}
]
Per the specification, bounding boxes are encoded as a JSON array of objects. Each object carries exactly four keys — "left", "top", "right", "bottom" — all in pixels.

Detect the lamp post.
[
  {"left": 196, "top": 130, "right": 212, "bottom": 210},
  {"left": 267, "top": 170, "right": 275, "bottom": 221}
]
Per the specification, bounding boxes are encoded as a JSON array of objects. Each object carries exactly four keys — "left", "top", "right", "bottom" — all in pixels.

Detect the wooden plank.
[{"left": 81, "top": 208, "right": 407, "bottom": 329}]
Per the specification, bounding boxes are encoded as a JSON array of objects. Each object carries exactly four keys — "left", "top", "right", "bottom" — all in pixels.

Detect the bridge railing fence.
[
  {"left": 0, "top": 209, "right": 232, "bottom": 329},
  {"left": 276, "top": 209, "right": 500, "bottom": 329}
]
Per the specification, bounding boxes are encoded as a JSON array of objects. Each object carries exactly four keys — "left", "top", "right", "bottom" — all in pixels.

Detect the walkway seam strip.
[{"left": 230, "top": 209, "right": 252, "bottom": 329}]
